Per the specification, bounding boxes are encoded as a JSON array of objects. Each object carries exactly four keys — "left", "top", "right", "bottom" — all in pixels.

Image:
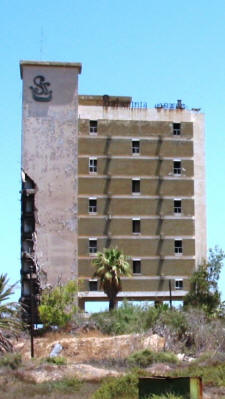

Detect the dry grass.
[
  {"left": 15, "top": 330, "right": 145, "bottom": 363},
  {"left": 77, "top": 329, "right": 108, "bottom": 339},
  {"left": 0, "top": 371, "right": 100, "bottom": 399}
]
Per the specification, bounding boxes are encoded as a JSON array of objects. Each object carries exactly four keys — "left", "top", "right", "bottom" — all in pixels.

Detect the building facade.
[{"left": 20, "top": 61, "right": 206, "bottom": 314}]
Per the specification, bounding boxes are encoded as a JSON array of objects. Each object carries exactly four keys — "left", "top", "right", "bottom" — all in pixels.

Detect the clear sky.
[{"left": 1, "top": 0, "right": 225, "bottom": 306}]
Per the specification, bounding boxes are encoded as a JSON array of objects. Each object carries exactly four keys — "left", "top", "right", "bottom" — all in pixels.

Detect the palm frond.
[{"left": 92, "top": 248, "right": 131, "bottom": 310}]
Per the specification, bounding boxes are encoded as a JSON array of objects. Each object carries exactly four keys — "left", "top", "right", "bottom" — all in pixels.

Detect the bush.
[
  {"left": 39, "top": 280, "right": 78, "bottom": 328},
  {"left": 149, "top": 395, "right": 183, "bottom": 399},
  {"left": 155, "top": 309, "right": 187, "bottom": 337},
  {"left": 47, "top": 377, "right": 81, "bottom": 393},
  {"left": 127, "top": 349, "right": 178, "bottom": 368},
  {"left": 92, "top": 373, "right": 138, "bottom": 399},
  {"left": 45, "top": 356, "right": 67, "bottom": 365},
  {"left": 91, "top": 302, "right": 147, "bottom": 335},
  {"left": 26, "top": 377, "right": 82, "bottom": 395},
  {"left": 183, "top": 309, "right": 225, "bottom": 354},
  {"left": 0, "top": 353, "right": 22, "bottom": 369},
  {"left": 143, "top": 304, "right": 168, "bottom": 330}
]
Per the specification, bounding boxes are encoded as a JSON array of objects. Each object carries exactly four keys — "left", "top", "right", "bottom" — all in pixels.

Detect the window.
[
  {"left": 174, "top": 199, "right": 182, "bottom": 214},
  {"left": 132, "top": 218, "right": 141, "bottom": 233},
  {"left": 173, "top": 160, "right": 181, "bottom": 175},
  {"left": 23, "top": 219, "right": 34, "bottom": 233},
  {"left": 173, "top": 123, "right": 181, "bottom": 136},
  {"left": 89, "top": 280, "right": 98, "bottom": 291},
  {"left": 89, "top": 157, "right": 97, "bottom": 173},
  {"left": 174, "top": 239, "right": 183, "bottom": 255},
  {"left": 22, "top": 240, "right": 34, "bottom": 253},
  {"left": 89, "top": 238, "right": 97, "bottom": 254},
  {"left": 175, "top": 279, "right": 183, "bottom": 290},
  {"left": 89, "top": 198, "right": 97, "bottom": 213},
  {"left": 132, "top": 179, "right": 140, "bottom": 194},
  {"left": 133, "top": 259, "right": 141, "bottom": 274},
  {"left": 90, "top": 120, "right": 98, "bottom": 134},
  {"left": 132, "top": 140, "right": 140, "bottom": 155},
  {"left": 25, "top": 197, "right": 34, "bottom": 213}
]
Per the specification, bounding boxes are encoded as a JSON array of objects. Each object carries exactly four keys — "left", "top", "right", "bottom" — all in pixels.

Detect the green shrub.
[
  {"left": 91, "top": 302, "right": 186, "bottom": 337},
  {"left": 45, "top": 356, "right": 67, "bottom": 365},
  {"left": 91, "top": 301, "right": 147, "bottom": 335},
  {"left": 171, "top": 362, "right": 225, "bottom": 386},
  {"left": 25, "top": 377, "right": 82, "bottom": 395},
  {"left": 48, "top": 377, "right": 81, "bottom": 393},
  {"left": 153, "top": 351, "right": 178, "bottom": 364},
  {"left": 0, "top": 353, "right": 22, "bottom": 369},
  {"left": 92, "top": 373, "right": 138, "bottom": 399},
  {"left": 148, "top": 395, "right": 183, "bottom": 399},
  {"left": 127, "top": 349, "right": 178, "bottom": 368},
  {"left": 143, "top": 305, "right": 167, "bottom": 330},
  {"left": 156, "top": 309, "right": 187, "bottom": 337},
  {"left": 38, "top": 280, "right": 78, "bottom": 328}
]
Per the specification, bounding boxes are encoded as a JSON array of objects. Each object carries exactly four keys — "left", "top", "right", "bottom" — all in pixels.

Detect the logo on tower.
[{"left": 30, "top": 75, "right": 52, "bottom": 102}]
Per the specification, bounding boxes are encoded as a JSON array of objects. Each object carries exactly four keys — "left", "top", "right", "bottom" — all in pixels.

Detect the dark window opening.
[
  {"left": 89, "top": 158, "right": 97, "bottom": 173},
  {"left": 175, "top": 240, "right": 183, "bottom": 254},
  {"left": 23, "top": 219, "right": 34, "bottom": 234},
  {"left": 175, "top": 279, "right": 183, "bottom": 290},
  {"left": 173, "top": 161, "right": 181, "bottom": 175},
  {"left": 90, "top": 120, "right": 98, "bottom": 134},
  {"left": 89, "top": 198, "right": 97, "bottom": 213},
  {"left": 173, "top": 123, "right": 181, "bottom": 136},
  {"left": 89, "top": 280, "right": 98, "bottom": 291},
  {"left": 174, "top": 200, "right": 182, "bottom": 214},
  {"left": 132, "top": 179, "right": 140, "bottom": 194},
  {"left": 133, "top": 260, "right": 141, "bottom": 274},
  {"left": 132, "top": 219, "right": 140, "bottom": 233},
  {"left": 89, "top": 239, "right": 97, "bottom": 254},
  {"left": 132, "top": 140, "right": 140, "bottom": 154},
  {"left": 22, "top": 240, "right": 34, "bottom": 253},
  {"left": 24, "top": 197, "right": 34, "bottom": 213}
]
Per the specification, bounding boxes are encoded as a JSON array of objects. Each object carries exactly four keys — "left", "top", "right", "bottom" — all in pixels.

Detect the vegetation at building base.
[
  {"left": 0, "top": 247, "right": 225, "bottom": 398},
  {"left": 0, "top": 374, "right": 84, "bottom": 399},
  {"left": 127, "top": 349, "right": 178, "bottom": 368},
  {"left": 38, "top": 280, "right": 78, "bottom": 328},
  {"left": 0, "top": 274, "right": 22, "bottom": 353},
  {"left": 0, "top": 352, "right": 22, "bottom": 369},
  {"left": 184, "top": 246, "right": 225, "bottom": 315},
  {"left": 92, "top": 247, "right": 131, "bottom": 310},
  {"left": 92, "top": 372, "right": 139, "bottom": 399}
]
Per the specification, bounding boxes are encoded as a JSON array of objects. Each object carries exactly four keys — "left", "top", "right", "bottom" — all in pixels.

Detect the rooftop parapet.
[
  {"left": 20, "top": 60, "right": 82, "bottom": 78},
  {"left": 79, "top": 95, "right": 132, "bottom": 107}
]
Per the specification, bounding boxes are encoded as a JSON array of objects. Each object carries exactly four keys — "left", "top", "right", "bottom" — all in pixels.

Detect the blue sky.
[{"left": 1, "top": 0, "right": 225, "bottom": 307}]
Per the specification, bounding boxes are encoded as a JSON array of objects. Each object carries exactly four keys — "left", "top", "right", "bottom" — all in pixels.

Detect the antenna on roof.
[{"left": 40, "top": 26, "right": 44, "bottom": 60}]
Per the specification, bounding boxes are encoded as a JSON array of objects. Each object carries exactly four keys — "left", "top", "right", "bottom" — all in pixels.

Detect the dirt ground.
[{"left": 0, "top": 331, "right": 224, "bottom": 398}]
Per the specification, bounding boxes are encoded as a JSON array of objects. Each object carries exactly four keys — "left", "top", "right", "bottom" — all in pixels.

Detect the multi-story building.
[{"left": 20, "top": 61, "right": 206, "bottom": 315}]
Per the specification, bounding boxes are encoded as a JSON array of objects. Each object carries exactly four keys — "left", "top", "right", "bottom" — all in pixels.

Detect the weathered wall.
[
  {"left": 77, "top": 105, "right": 206, "bottom": 302},
  {"left": 21, "top": 62, "right": 81, "bottom": 286}
]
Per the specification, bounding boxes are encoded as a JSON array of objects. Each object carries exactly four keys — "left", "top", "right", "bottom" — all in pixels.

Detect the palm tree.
[
  {"left": 92, "top": 248, "right": 131, "bottom": 310},
  {"left": 0, "top": 274, "right": 22, "bottom": 352}
]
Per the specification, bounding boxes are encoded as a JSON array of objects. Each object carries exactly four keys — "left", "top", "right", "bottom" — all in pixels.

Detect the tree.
[
  {"left": 0, "top": 274, "right": 22, "bottom": 352},
  {"left": 92, "top": 248, "right": 131, "bottom": 310},
  {"left": 38, "top": 280, "right": 78, "bottom": 328},
  {"left": 184, "top": 246, "right": 225, "bottom": 315}
]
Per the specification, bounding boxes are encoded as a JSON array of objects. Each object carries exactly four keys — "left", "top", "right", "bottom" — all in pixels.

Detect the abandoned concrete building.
[{"left": 20, "top": 61, "right": 206, "bottom": 315}]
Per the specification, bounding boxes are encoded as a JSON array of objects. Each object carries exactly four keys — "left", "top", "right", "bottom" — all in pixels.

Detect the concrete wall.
[
  {"left": 21, "top": 62, "right": 81, "bottom": 286},
  {"left": 78, "top": 103, "right": 206, "bottom": 301}
]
